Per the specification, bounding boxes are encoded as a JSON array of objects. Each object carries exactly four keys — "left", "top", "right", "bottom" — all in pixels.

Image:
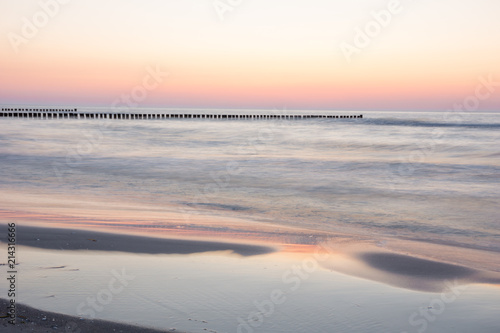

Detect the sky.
[{"left": 0, "top": 0, "right": 499, "bottom": 111}]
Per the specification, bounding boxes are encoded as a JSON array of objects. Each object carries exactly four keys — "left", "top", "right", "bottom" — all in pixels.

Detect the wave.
[{"left": 361, "top": 117, "right": 500, "bottom": 128}]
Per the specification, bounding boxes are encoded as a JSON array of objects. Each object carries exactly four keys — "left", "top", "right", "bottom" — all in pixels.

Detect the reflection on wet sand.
[
  {"left": 0, "top": 225, "right": 276, "bottom": 257},
  {"left": 3, "top": 203, "right": 500, "bottom": 294},
  {"left": 360, "top": 252, "right": 475, "bottom": 279},
  {"left": 319, "top": 243, "right": 500, "bottom": 292}
]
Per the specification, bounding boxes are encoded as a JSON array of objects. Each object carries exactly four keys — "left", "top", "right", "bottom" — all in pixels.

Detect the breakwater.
[{"left": 0, "top": 108, "right": 363, "bottom": 120}]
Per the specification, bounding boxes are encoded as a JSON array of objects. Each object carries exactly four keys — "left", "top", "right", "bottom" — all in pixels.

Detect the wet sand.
[
  {"left": 3, "top": 225, "right": 500, "bottom": 295},
  {"left": 0, "top": 225, "right": 275, "bottom": 256},
  {"left": 359, "top": 252, "right": 476, "bottom": 279},
  {"left": 1, "top": 226, "right": 500, "bottom": 332},
  {"left": 0, "top": 298, "right": 178, "bottom": 332},
  {"left": 318, "top": 241, "right": 500, "bottom": 292}
]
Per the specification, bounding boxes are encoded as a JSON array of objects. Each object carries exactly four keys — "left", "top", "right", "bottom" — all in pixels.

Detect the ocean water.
[{"left": 1, "top": 109, "right": 499, "bottom": 253}]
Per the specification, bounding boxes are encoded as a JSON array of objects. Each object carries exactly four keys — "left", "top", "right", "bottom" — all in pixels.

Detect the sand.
[
  {"left": 0, "top": 226, "right": 275, "bottom": 332},
  {"left": 0, "top": 298, "right": 179, "bottom": 333},
  {"left": 2, "top": 225, "right": 500, "bottom": 332},
  {"left": 0, "top": 225, "right": 275, "bottom": 256}
]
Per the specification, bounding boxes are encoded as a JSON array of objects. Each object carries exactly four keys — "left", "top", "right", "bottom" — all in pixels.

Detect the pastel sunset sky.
[{"left": 1, "top": 0, "right": 499, "bottom": 111}]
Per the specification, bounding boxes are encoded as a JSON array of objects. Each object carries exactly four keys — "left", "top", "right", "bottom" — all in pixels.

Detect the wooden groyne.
[{"left": 0, "top": 108, "right": 363, "bottom": 120}]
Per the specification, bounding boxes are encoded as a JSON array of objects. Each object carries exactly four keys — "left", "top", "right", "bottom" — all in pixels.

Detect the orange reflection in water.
[{"left": 2, "top": 189, "right": 500, "bottom": 294}]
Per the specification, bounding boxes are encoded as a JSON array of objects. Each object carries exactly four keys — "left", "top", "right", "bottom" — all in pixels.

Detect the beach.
[
  {"left": 2, "top": 0, "right": 499, "bottom": 330},
  {"left": 1, "top": 298, "right": 177, "bottom": 333},
  {"left": 1, "top": 111, "right": 500, "bottom": 332}
]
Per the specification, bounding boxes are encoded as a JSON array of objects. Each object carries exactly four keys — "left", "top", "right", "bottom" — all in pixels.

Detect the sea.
[{"left": 1, "top": 108, "right": 499, "bottom": 252}]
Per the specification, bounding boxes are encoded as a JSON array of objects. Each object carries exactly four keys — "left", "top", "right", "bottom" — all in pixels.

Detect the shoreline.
[
  {"left": 2, "top": 223, "right": 499, "bottom": 274},
  {"left": 3, "top": 225, "right": 499, "bottom": 292},
  {"left": 1, "top": 225, "right": 500, "bottom": 331},
  {"left": 0, "top": 225, "right": 276, "bottom": 257},
  {"left": 0, "top": 298, "right": 178, "bottom": 333}
]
